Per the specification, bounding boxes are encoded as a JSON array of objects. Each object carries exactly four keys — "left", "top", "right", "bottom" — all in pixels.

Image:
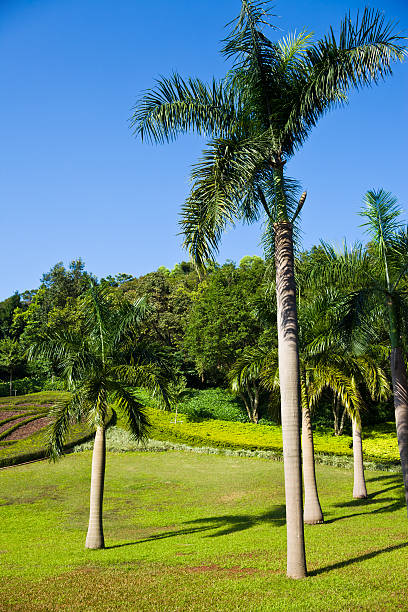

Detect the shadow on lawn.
[
  {"left": 310, "top": 541, "right": 408, "bottom": 576},
  {"left": 105, "top": 505, "right": 286, "bottom": 549},
  {"left": 324, "top": 474, "right": 406, "bottom": 524}
]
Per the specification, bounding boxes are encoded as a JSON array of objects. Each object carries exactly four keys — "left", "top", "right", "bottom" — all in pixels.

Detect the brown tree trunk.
[
  {"left": 302, "top": 400, "right": 324, "bottom": 524},
  {"left": 275, "top": 221, "right": 307, "bottom": 579},
  {"left": 338, "top": 406, "right": 346, "bottom": 436},
  {"left": 240, "top": 391, "right": 253, "bottom": 423},
  {"left": 352, "top": 415, "right": 367, "bottom": 499},
  {"left": 85, "top": 426, "right": 106, "bottom": 549},
  {"left": 253, "top": 385, "right": 259, "bottom": 424},
  {"left": 390, "top": 347, "right": 408, "bottom": 515}
]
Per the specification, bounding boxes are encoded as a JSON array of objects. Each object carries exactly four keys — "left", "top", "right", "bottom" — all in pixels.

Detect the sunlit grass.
[{"left": 0, "top": 450, "right": 407, "bottom": 611}]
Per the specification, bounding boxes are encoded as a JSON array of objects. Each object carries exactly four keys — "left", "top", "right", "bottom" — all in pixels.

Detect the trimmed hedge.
[{"left": 146, "top": 407, "right": 401, "bottom": 465}]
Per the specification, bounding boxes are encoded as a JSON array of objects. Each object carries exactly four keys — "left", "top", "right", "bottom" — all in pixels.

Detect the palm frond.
[
  {"left": 283, "top": 9, "right": 406, "bottom": 153},
  {"left": 222, "top": 0, "right": 275, "bottom": 61},
  {"left": 131, "top": 75, "right": 239, "bottom": 143},
  {"left": 308, "top": 363, "right": 363, "bottom": 421},
  {"left": 360, "top": 189, "right": 404, "bottom": 248},
  {"left": 111, "top": 363, "right": 173, "bottom": 410},
  {"left": 181, "top": 135, "right": 271, "bottom": 266},
  {"left": 109, "top": 383, "right": 150, "bottom": 441},
  {"left": 46, "top": 394, "right": 84, "bottom": 460}
]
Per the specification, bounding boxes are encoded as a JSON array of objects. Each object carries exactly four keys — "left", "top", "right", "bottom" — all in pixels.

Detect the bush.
[
  {"left": 0, "top": 378, "right": 43, "bottom": 397},
  {"left": 178, "top": 388, "right": 248, "bottom": 422}
]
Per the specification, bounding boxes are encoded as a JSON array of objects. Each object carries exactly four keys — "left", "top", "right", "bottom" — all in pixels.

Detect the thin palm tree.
[
  {"left": 30, "top": 283, "right": 174, "bottom": 549},
  {"left": 131, "top": 1, "right": 405, "bottom": 578},
  {"left": 333, "top": 191, "right": 408, "bottom": 513},
  {"left": 306, "top": 193, "right": 408, "bottom": 511},
  {"left": 299, "top": 289, "right": 390, "bottom": 501}
]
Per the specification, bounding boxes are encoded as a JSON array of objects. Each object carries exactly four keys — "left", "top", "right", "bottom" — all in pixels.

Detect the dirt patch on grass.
[
  {"left": 219, "top": 491, "right": 246, "bottom": 503},
  {"left": 183, "top": 563, "right": 264, "bottom": 577},
  {"left": 13, "top": 403, "right": 52, "bottom": 408},
  {"left": 0, "top": 417, "right": 28, "bottom": 436},
  {"left": 0, "top": 411, "right": 23, "bottom": 419},
  {"left": 4, "top": 417, "right": 52, "bottom": 441}
]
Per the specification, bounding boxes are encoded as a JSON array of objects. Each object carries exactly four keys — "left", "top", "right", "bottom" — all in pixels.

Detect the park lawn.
[{"left": 0, "top": 450, "right": 407, "bottom": 611}]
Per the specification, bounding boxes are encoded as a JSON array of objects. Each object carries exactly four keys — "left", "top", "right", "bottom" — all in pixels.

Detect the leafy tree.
[
  {"left": 41, "top": 259, "right": 91, "bottom": 308},
  {"left": 184, "top": 259, "right": 265, "bottom": 384},
  {"left": 29, "top": 283, "right": 174, "bottom": 549},
  {"left": 0, "top": 337, "right": 24, "bottom": 395},
  {"left": 132, "top": 0, "right": 405, "bottom": 577},
  {"left": 0, "top": 293, "right": 21, "bottom": 339}
]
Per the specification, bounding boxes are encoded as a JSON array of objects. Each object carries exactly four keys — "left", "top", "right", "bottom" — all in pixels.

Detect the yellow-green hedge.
[{"left": 147, "top": 408, "right": 400, "bottom": 465}]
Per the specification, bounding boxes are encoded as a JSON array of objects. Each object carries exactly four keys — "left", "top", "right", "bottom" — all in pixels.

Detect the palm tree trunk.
[
  {"left": 274, "top": 221, "right": 307, "bottom": 579},
  {"left": 253, "top": 385, "right": 259, "bottom": 424},
  {"left": 352, "top": 416, "right": 367, "bottom": 499},
  {"left": 302, "top": 400, "right": 324, "bottom": 524},
  {"left": 390, "top": 347, "right": 408, "bottom": 516},
  {"left": 85, "top": 425, "right": 106, "bottom": 549}
]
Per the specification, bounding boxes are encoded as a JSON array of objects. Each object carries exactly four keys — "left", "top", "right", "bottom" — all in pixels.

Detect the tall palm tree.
[
  {"left": 359, "top": 191, "right": 408, "bottom": 513},
  {"left": 131, "top": 1, "right": 405, "bottom": 578},
  {"left": 299, "top": 289, "right": 390, "bottom": 501},
  {"left": 322, "top": 191, "right": 408, "bottom": 514},
  {"left": 30, "top": 283, "right": 174, "bottom": 549}
]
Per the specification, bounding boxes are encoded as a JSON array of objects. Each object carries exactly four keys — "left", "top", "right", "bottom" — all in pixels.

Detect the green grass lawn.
[{"left": 0, "top": 450, "right": 407, "bottom": 611}]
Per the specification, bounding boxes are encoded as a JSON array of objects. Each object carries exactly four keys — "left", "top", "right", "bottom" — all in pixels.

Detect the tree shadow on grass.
[
  {"left": 324, "top": 480, "right": 406, "bottom": 524},
  {"left": 105, "top": 505, "right": 286, "bottom": 549},
  {"left": 310, "top": 541, "right": 408, "bottom": 576},
  {"left": 366, "top": 473, "right": 402, "bottom": 484}
]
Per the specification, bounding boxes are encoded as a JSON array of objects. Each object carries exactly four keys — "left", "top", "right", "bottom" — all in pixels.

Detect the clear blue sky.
[{"left": 1, "top": 0, "right": 407, "bottom": 299}]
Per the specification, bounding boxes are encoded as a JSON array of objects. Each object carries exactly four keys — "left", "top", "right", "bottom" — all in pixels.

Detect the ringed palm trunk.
[
  {"left": 352, "top": 415, "right": 367, "bottom": 499},
  {"left": 301, "top": 390, "right": 324, "bottom": 524},
  {"left": 85, "top": 425, "right": 106, "bottom": 549},
  {"left": 390, "top": 346, "right": 408, "bottom": 515},
  {"left": 387, "top": 297, "right": 408, "bottom": 516},
  {"left": 274, "top": 221, "right": 307, "bottom": 579}
]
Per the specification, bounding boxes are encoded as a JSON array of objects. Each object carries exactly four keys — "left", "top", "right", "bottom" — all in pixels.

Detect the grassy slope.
[
  {"left": 0, "top": 393, "right": 401, "bottom": 466},
  {"left": 0, "top": 451, "right": 407, "bottom": 611},
  {"left": 0, "top": 392, "right": 107, "bottom": 467}
]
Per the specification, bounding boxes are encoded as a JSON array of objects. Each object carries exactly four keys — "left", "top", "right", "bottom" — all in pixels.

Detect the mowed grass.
[{"left": 0, "top": 451, "right": 407, "bottom": 611}]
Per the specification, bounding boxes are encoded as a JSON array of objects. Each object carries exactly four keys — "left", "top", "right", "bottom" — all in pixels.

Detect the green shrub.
[
  {"left": 178, "top": 388, "right": 247, "bottom": 422},
  {"left": 0, "top": 378, "right": 44, "bottom": 397}
]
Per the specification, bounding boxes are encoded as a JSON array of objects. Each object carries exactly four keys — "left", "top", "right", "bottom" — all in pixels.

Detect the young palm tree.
[
  {"left": 299, "top": 290, "right": 390, "bottom": 501},
  {"left": 30, "top": 283, "right": 174, "bottom": 549},
  {"left": 131, "top": 0, "right": 405, "bottom": 578},
  {"left": 327, "top": 191, "right": 408, "bottom": 514},
  {"left": 306, "top": 193, "right": 408, "bottom": 512}
]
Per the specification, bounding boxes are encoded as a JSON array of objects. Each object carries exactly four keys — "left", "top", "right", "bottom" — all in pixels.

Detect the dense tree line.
[{"left": 0, "top": 243, "right": 398, "bottom": 430}]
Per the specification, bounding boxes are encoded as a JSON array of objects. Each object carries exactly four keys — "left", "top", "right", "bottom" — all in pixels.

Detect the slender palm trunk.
[
  {"left": 386, "top": 296, "right": 408, "bottom": 516},
  {"left": 390, "top": 347, "right": 408, "bottom": 515},
  {"left": 352, "top": 416, "right": 367, "bottom": 499},
  {"left": 274, "top": 221, "right": 307, "bottom": 579},
  {"left": 302, "top": 398, "right": 324, "bottom": 524},
  {"left": 9, "top": 369, "right": 13, "bottom": 396},
  {"left": 85, "top": 426, "right": 106, "bottom": 549}
]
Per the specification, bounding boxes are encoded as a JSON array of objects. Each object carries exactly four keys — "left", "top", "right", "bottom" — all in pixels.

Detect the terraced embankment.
[{"left": 0, "top": 392, "right": 96, "bottom": 468}]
